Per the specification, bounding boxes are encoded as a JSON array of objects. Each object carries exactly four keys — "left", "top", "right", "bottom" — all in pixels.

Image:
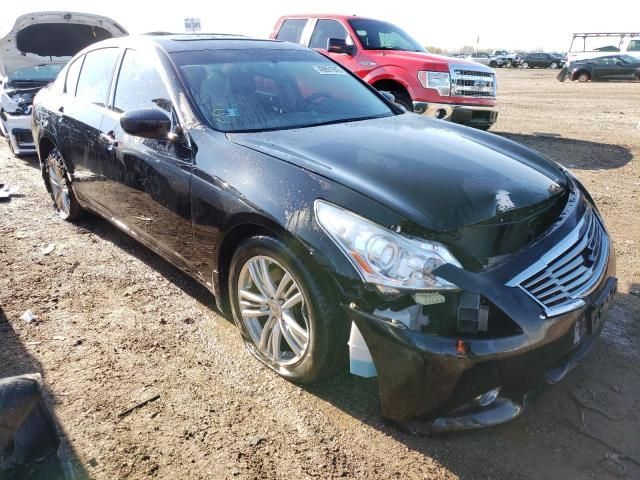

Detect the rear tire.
[
  {"left": 229, "top": 236, "right": 347, "bottom": 384},
  {"left": 43, "top": 148, "right": 85, "bottom": 221}
]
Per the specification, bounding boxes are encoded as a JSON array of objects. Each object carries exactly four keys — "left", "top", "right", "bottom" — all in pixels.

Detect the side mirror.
[
  {"left": 327, "top": 38, "right": 355, "bottom": 56},
  {"left": 120, "top": 108, "right": 171, "bottom": 140},
  {"left": 378, "top": 90, "right": 396, "bottom": 103}
]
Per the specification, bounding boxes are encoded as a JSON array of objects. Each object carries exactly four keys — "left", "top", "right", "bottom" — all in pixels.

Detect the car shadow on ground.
[
  {"left": 497, "top": 132, "right": 633, "bottom": 170},
  {"left": 74, "top": 216, "right": 218, "bottom": 314},
  {"left": 0, "top": 307, "right": 90, "bottom": 480}
]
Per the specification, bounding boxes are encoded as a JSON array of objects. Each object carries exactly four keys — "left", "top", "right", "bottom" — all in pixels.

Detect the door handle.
[{"left": 99, "top": 131, "right": 118, "bottom": 150}]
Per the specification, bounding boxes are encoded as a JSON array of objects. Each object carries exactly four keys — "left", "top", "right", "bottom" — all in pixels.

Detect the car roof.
[
  {"left": 83, "top": 33, "right": 308, "bottom": 54},
  {"left": 278, "top": 14, "right": 379, "bottom": 22}
]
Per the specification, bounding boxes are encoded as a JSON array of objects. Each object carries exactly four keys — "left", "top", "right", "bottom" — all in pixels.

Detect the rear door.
[
  {"left": 100, "top": 48, "right": 195, "bottom": 268},
  {"left": 62, "top": 47, "right": 120, "bottom": 208},
  {"left": 274, "top": 18, "right": 309, "bottom": 45},
  {"left": 308, "top": 19, "right": 360, "bottom": 73}
]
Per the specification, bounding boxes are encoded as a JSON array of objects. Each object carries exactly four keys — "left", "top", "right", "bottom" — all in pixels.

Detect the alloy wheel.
[
  {"left": 237, "top": 255, "right": 310, "bottom": 366},
  {"left": 47, "top": 156, "right": 71, "bottom": 217}
]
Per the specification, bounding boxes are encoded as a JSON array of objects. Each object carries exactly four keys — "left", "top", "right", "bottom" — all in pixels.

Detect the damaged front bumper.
[
  {"left": 345, "top": 210, "right": 616, "bottom": 430},
  {"left": 0, "top": 110, "right": 34, "bottom": 154}
]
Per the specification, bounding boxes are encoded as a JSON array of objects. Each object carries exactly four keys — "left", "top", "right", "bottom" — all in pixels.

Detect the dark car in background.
[
  {"left": 31, "top": 34, "right": 616, "bottom": 430},
  {"left": 564, "top": 55, "right": 640, "bottom": 82},
  {"left": 519, "top": 52, "right": 564, "bottom": 69}
]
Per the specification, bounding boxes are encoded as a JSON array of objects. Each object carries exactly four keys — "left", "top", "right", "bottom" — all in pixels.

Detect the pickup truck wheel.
[
  {"left": 577, "top": 72, "right": 590, "bottom": 82},
  {"left": 489, "top": 60, "right": 498, "bottom": 67},
  {"left": 391, "top": 90, "right": 413, "bottom": 112},
  {"left": 521, "top": 61, "right": 529, "bottom": 69}
]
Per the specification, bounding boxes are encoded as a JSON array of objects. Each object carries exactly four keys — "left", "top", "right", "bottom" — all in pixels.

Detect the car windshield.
[
  {"left": 9, "top": 64, "right": 65, "bottom": 82},
  {"left": 171, "top": 47, "right": 394, "bottom": 133},
  {"left": 618, "top": 55, "right": 637, "bottom": 64},
  {"left": 347, "top": 19, "right": 424, "bottom": 52}
]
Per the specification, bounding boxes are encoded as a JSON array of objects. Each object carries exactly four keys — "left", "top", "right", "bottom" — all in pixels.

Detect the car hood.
[
  {"left": 366, "top": 50, "right": 495, "bottom": 73},
  {"left": 227, "top": 114, "right": 567, "bottom": 232},
  {"left": 0, "top": 11, "right": 127, "bottom": 79}
]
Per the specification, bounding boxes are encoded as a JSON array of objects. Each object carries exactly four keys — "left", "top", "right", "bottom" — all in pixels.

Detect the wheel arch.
[
  {"left": 371, "top": 78, "right": 412, "bottom": 109},
  {"left": 214, "top": 218, "right": 310, "bottom": 314}
]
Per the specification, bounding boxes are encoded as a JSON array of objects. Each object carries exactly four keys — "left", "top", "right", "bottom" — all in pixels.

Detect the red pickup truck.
[{"left": 270, "top": 15, "right": 498, "bottom": 129}]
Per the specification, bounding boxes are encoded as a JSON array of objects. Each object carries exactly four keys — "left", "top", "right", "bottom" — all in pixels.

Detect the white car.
[{"left": 0, "top": 11, "right": 127, "bottom": 155}]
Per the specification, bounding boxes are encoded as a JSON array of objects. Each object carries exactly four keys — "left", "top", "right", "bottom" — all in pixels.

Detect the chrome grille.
[
  {"left": 507, "top": 209, "right": 609, "bottom": 316},
  {"left": 451, "top": 68, "right": 496, "bottom": 98}
]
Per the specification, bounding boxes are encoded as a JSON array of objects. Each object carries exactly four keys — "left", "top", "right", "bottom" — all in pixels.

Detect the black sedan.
[
  {"left": 32, "top": 34, "right": 616, "bottom": 430},
  {"left": 565, "top": 55, "right": 640, "bottom": 82},
  {"left": 519, "top": 52, "right": 564, "bottom": 69}
]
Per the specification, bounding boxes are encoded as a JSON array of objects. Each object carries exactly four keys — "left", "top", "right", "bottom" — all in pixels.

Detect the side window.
[
  {"left": 627, "top": 40, "right": 640, "bottom": 52},
  {"left": 276, "top": 19, "right": 307, "bottom": 44},
  {"left": 309, "top": 19, "right": 349, "bottom": 49},
  {"left": 113, "top": 49, "right": 172, "bottom": 114},
  {"left": 64, "top": 56, "right": 84, "bottom": 96},
  {"left": 75, "top": 48, "right": 119, "bottom": 107}
]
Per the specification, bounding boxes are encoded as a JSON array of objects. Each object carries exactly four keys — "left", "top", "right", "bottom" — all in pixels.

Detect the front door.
[{"left": 100, "top": 48, "right": 195, "bottom": 269}]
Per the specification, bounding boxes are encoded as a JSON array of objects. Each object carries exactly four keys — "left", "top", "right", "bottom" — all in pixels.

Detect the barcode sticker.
[{"left": 312, "top": 64, "right": 347, "bottom": 75}]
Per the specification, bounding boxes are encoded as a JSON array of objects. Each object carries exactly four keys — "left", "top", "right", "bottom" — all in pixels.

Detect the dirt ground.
[{"left": 1, "top": 69, "right": 639, "bottom": 480}]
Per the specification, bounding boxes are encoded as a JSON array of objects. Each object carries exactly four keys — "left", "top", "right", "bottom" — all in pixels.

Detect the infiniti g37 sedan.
[{"left": 32, "top": 34, "right": 616, "bottom": 430}]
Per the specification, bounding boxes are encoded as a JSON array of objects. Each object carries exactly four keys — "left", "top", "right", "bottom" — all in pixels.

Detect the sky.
[{"left": 2, "top": 0, "right": 640, "bottom": 52}]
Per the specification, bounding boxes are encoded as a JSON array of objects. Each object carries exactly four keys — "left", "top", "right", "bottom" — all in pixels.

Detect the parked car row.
[{"left": 463, "top": 51, "right": 566, "bottom": 69}]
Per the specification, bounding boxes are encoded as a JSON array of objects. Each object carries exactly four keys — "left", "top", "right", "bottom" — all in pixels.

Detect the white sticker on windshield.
[{"left": 313, "top": 64, "right": 347, "bottom": 75}]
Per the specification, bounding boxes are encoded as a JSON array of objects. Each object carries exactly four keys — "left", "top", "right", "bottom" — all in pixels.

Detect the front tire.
[
  {"left": 229, "top": 236, "right": 347, "bottom": 383},
  {"left": 521, "top": 61, "right": 529, "bottom": 69},
  {"left": 43, "top": 148, "right": 85, "bottom": 221},
  {"left": 577, "top": 71, "right": 590, "bottom": 82},
  {"left": 550, "top": 61, "right": 558, "bottom": 69}
]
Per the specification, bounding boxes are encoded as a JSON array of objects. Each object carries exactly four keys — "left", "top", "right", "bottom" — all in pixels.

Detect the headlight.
[
  {"left": 417, "top": 71, "right": 450, "bottom": 96},
  {"left": 314, "top": 200, "right": 461, "bottom": 290}
]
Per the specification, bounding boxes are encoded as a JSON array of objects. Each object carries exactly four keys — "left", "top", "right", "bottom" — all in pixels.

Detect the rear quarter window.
[
  {"left": 65, "top": 56, "right": 84, "bottom": 96},
  {"left": 276, "top": 19, "right": 307, "bottom": 44},
  {"left": 75, "top": 48, "right": 120, "bottom": 107}
]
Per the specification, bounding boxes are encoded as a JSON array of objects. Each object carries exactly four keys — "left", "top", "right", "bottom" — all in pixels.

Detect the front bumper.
[
  {"left": 413, "top": 102, "right": 498, "bottom": 129},
  {"left": 0, "top": 111, "right": 35, "bottom": 154},
  {"left": 347, "top": 237, "right": 616, "bottom": 430}
]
